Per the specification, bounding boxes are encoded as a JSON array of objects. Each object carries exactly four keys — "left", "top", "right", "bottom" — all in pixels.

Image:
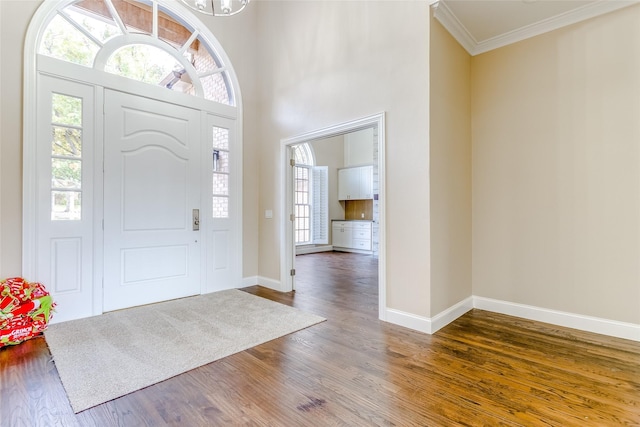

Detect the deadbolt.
[{"left": 193, "top": 209, "right": 200, "bottom": 231}]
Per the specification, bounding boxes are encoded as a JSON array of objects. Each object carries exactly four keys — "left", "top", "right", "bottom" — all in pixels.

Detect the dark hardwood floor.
[{"left": 1, "top": 251, "right": 639, "bottom": 426}]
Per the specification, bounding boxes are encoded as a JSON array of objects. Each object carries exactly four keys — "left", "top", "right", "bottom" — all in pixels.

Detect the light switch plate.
[{"left": 265, "top": 210, "right": 273, "bottom": 219}]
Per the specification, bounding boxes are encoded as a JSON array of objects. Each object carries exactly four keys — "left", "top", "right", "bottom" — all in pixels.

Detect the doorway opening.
[{"left": 281, "top": 113, "right": 386, "bottom": 320}]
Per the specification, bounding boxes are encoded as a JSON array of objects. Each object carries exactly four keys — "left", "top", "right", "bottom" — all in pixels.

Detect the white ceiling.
[{"left": 433, "top": 0, "right": 638, "bottom": 55}]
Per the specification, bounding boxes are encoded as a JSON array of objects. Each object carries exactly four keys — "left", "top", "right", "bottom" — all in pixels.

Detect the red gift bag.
[{"left": 0, "top": 277, "right": 55, "bottom": 348}]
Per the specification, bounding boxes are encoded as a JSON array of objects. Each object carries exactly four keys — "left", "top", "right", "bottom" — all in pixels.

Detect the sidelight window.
[
  {"left": 212, "top": 127, "right": 230, "bottom": 218},
  {"left": 51, "top": 93, "right": 83, "bottom": 221}
]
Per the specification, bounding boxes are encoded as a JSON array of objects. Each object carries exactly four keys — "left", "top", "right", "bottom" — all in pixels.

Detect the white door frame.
[{"left": 280, "top": 113, "right": 387, "bottom": 320}]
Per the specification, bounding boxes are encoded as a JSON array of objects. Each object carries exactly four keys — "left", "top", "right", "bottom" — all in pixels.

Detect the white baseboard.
[
  {"left": 241, "top": 276, "right": 259, "bottom": 288},
  {"left": 473, "top": 296, "right": 640, "bottom": 342},
  {"left": 239, "top": 277, "right": 640, "bottom": 342},
  {"left": 385, "top": 308, "right": 432, "bottom": 334},
  {"left": 333, "top": 247, "right": 373, "bottom": 255},
  {"left": 383, "top": 295, "right": 640, "bottom": 342},
  {"left": 296, "top": 245, "right": 333, "bottom": 255},
  {"left": 257, "top": 276, "right": 284, "bottom": 292},
  {"left": 431, "top": 297, "right": 474, "bottom": 333},
  {"left": 242, "top": 275, "right": 287, "bottom": 292},
  {"left": 385, "top": 297, "right": 474, "bottom": 335}
]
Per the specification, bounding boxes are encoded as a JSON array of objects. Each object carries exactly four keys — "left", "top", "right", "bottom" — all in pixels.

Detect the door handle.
[{"left": 193, "top": 209, "right": 200, "bottom": 231}]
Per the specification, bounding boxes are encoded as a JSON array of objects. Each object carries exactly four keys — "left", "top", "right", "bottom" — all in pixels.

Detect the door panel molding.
[{"left": 103, "top": 89, "right": 201, "bottom": 312}]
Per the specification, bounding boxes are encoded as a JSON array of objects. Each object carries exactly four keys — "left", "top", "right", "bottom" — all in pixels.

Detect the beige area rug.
[{"left": 45, "top": 289, "right": 325, "bottom": 413}]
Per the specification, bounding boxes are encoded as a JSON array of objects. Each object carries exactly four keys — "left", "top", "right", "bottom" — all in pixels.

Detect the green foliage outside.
[
  {"left": 40, "top": 15, "right": 98, "bottom": 67},
  {"left": 41, "top": 12, "right": 175, "bottom": 86},
  {"left": 51, "top": 95, "right": 82, "bottom": 188},
  {"left": 105, "top": 44, "right": 177, "bottom": 85}
]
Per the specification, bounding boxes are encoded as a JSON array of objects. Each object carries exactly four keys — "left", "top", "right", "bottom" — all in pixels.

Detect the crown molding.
[
  {"left": 433, "top": 0, "right": 639, "bottom": 56},
  {"left": 432, "top": 1, "right": 478, "bottom": 54}
]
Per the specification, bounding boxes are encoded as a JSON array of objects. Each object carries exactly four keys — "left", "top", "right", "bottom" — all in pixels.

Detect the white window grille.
[
  {"left": 38, "top": 0, "right": 234, "bottom": 105},
  {"left": 51, "top": 93, "right": 83, "bottom": 220},
  {"left": 212, "top": 127, "right": 230, "bottom": 218},
  {"left": 292, "top": 143, "right": 328, "bottom": 245}
]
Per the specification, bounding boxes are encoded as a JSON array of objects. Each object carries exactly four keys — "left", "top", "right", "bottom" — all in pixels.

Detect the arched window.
[
  {"left": 292, "top": 144, "right": 327, "bottom": 246},
  {"left": 38, "top": 0, "right": 234, "bottom": 104},
  {"left": 293, "top": 143, "right": 314, "bottom": 167}
]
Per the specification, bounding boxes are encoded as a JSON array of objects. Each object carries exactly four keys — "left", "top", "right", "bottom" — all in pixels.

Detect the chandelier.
[{"left": 180, "top": 0, "right": 249, "bottom": 16}]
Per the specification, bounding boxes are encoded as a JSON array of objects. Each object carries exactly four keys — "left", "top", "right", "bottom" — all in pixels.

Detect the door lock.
[{"left": 193, "top": 209, "right": 200, "bottom": 231}]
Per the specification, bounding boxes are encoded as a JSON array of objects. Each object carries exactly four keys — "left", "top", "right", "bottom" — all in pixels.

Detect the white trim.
[
  {"left": 433, "top": 0, "right": 638, "bottom": 56},
  {"left": 241, "top": 275, "right": 258, "bottom": 288},
  {"left": 333, "top": 247, "right": 373, "bottom": 255},
  {"left": 431, "top": 297, "right": 474, "bottom": 333},
  {"left": 432, "top": 1, "right": 477, "bottom": 55},
  {"left": 280, "top": 113, "right": 386, "bottom": 320},
  {"left": 385, "top": 297, "right": 473, "bottom": 335},
  {"left": 296, "top": 245, "right": 333, "bottom": 255},
  {"left": 280, "top": 143, "right": 295, "bottom": 292},
  {"left": 37, "top": 56, "right": 238, "bottom": 120},
  {"left": 92, "top": 86, "right": 105, "bottom": 316},
  {"left": 377, "top": 115, "right": 387, "bottom": 321},
  {"left": 58, "top": 9, "right": 104, "bottom": 48},
  {"left": 239, "top": 276, "right": 285, "bottom": 292},
  {"left": 474, "top": 297, "right": 640, "bottom": 342},
  {"left": 282, "top": 114, "right": 386, "bottom": 146},
  {"left": 257, "top": 276, "right": 284, "bottom": 292},
  {"left": 385, "top": 295, "right": 640, "bottom": 341},
  {"left": 386, "top": 308, "right": 432, "bottom": 334},
  {"left": 93, "top": 34, "right": 205, "bottom": 98}
]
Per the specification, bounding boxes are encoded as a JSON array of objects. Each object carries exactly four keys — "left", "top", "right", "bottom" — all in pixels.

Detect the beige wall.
[
  {"left": 0, "top": 2, "right": 3, "bottom": 276},
  {"left": 201, "top": 5, "right": 260, "bottom": 279},
  {"left": 0, "top": 1, "right": 41, "bottom": 278},
  {"left": 471, "top": 5, "right": 640, "bottom": 324},
  {"left": 309, "top": 135, "right": 345, "bottom": 227},
  {"left": 256, "top": 1, "right": 432, "bottom": 316},
  {"left": 429, "top": 16, "right": 472, "bottom": 314}
]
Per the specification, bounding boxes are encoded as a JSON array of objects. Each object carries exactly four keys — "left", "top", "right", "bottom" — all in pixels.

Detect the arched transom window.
[
  {"left": 293, "top": 143, "right": 314, "bottom": 167},
  {"left": 39, "top": 0, "right": 234, "bottom": 105}
]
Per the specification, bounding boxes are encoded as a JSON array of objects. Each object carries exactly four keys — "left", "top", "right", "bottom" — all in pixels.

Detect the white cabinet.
[
  {"left": 338, "top": 168, "right": 358, "bottom": 200},
  {"left": 338, "top": 166, "right": 373, "bottom": 200},
  {"left": 332, "top": 221, "right": 353, "bottom": 248},
  {"left": 332, "top": 221, "right": 372, "bottom": 252},
  {"left": 359, "top": 167, "right": 373, "bottom": 200}
]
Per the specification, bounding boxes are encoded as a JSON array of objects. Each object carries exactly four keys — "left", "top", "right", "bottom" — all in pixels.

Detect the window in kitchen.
[{"left": 292, "top": 143, "right": 328, "bottom": 245}]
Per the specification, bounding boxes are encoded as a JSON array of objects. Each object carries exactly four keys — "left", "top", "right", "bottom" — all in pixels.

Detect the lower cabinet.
[
  {"left": 332, "top": 222, "right": 353, "bottom": 248},
  {"left": 332, "top": 221, "right": 372, "bottom": 253}
]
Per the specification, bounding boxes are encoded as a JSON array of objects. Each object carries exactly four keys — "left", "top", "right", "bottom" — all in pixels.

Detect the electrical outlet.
[{"left": 361, "top": 213, "right": 365, "bottom": 218}]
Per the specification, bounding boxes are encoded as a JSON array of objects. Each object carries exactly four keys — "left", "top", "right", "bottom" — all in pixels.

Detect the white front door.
[{"left": 103, "top": 89, "right": 201, "bottom": 312}]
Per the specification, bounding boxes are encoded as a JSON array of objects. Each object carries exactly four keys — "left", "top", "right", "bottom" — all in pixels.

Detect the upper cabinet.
[{"left": 338, "top": 165, "right": 373, "bottom": 200}]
